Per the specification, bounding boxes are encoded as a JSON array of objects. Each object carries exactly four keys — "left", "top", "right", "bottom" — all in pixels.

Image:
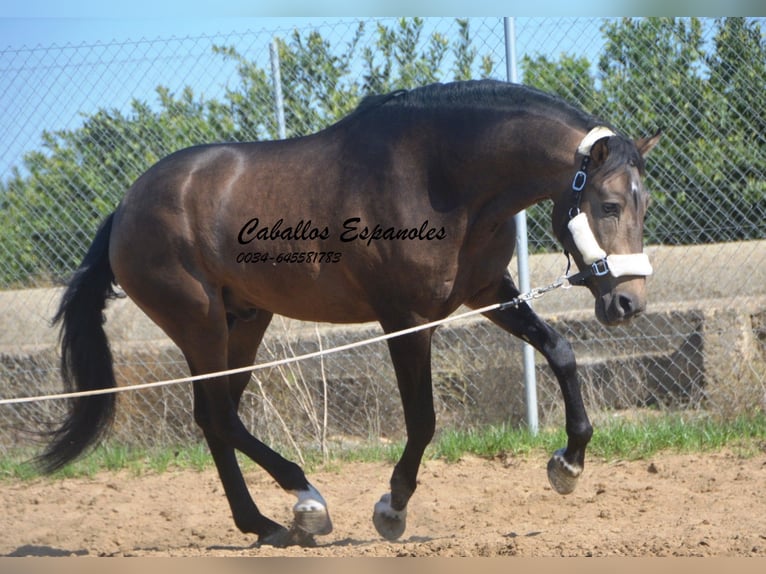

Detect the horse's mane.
[
  {"left": 351, "top": 80, "right": 593, "bottom": 125},
  {"left": 339, "top": 80, "right": 644, "bottom": 173}
]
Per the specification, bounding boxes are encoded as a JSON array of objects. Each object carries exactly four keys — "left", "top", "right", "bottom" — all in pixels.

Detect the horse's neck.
[{"left": 449, "top": 116, "right": 585, "bottom": 215}]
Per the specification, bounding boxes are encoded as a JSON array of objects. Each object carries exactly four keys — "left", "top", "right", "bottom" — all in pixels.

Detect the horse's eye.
[{"left": 602, "top": 203, "right": 620, "bottom": 216}]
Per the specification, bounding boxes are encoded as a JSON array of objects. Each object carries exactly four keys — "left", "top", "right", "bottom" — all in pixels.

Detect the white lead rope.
[{"left": 0, "top": 285, "right": 569, "bottom": 406}]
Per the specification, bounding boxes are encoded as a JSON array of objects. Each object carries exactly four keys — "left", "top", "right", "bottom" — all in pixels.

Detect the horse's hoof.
[
  {"left": 372, "top": 493, "right": 407, "bottom": 541},
  {"left": 293, "top": 500, "right": 333, "bottom": 535},
  {"left": 293, "top": 484, "right": 333, "bottom": 535},
  {"left": 258, "top": 525, "right": 317, "bottom": 548},
  {"left": 546, "top": 448, "right": 582, "bottom": 495}
]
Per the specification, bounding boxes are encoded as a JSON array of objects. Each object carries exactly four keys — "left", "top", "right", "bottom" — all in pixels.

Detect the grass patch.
[
  {"left": 588, "top": 412, "right": 766, "bottom": 460},
  {"left": 1, "top": 412, "right": 763, "bottom": 481},
  {"left": 430, "top": 412, "right": 766, "bottom": 463},
  {"left": 431, "top": 423, "right": 555, "bottom": 463},
  {"left": 0, "top": 443, "right": 214, "bottom": 481}
]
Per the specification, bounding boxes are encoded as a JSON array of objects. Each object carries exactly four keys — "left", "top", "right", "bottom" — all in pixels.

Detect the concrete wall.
[{"left": 2, "top": 239, "right": 765, "bottom": 352}]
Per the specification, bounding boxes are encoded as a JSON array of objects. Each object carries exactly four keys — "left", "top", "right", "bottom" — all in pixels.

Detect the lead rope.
[{"left": 0, "top": 275, "right": 573, "bottom": 406}]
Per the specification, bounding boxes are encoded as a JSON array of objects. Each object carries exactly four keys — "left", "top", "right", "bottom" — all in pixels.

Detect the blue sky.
[
  {"left": 0, "top": 0, "right": 764, "bottom": 50},
  {"left": 0, "top": 17, "right": 339, "bottom": 50}
]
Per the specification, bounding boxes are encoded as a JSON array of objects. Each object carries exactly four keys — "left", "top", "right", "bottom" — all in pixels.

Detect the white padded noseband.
[{"left": 568, "top": 212, "right": 653, "bottom": 278}]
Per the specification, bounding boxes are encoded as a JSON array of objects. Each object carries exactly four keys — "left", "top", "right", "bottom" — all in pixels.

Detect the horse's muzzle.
[{"left": 596, "top": 288, "right": 646, "bottom": 325}]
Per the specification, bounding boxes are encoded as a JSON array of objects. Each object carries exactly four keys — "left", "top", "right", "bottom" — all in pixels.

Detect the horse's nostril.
[{"left": 618, "top": 293, "right": 637, "bottom": 317}]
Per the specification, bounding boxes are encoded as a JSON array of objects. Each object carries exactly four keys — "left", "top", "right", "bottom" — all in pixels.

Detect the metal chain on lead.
[{"left": 498, "top": 273, "right": 571, "bottom": 310}]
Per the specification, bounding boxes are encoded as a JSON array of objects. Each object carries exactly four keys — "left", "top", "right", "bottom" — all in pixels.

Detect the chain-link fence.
[{"left": 1, "top": 17, "right": 764, "bottom": 459}]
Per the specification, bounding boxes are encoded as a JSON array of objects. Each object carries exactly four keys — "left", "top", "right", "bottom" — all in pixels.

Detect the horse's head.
[{"left": 554, "top": 128, "right": 661, "bottom": 326}]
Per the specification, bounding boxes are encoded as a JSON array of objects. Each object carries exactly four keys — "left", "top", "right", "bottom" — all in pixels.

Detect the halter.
[{"left": 565, "top": 127, "right": 653, "bottom": 287}]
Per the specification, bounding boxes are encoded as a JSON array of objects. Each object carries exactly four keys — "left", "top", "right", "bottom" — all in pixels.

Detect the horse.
[{"left": 39, "top": 79, "right": 660, "bottom": 546}]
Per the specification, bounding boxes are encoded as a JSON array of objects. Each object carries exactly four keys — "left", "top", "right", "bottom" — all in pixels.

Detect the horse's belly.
[{"left": 226, "top": 266, "right": 379, "bottom": 324}]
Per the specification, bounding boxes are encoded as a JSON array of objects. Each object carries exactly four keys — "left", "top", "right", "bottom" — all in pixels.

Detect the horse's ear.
[
  {"left": 589, "top": 138, "right": 610, "bottom": 165},
  {"left": 636, "top": 130, "right": 662, "bottom": 157}
]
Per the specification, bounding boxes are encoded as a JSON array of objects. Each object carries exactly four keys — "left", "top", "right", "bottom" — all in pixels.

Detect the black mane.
[
  {"left": 353, "top": 80, "right": 596, "bottom": 127},
  {"left": 343, "top": 80, "right": 642, "bottom": 173}
]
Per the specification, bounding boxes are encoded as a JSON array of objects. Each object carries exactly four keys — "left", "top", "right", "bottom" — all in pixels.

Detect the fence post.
[
  {"left": 504, "top": 17, "right": 539, "bottom": 435},
  {"left": 270, "top": 37, "right": 287, "bottom": 140}
]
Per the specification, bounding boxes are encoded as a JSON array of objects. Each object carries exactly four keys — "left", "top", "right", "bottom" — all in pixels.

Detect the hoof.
[
  {"left": 294, "top": 501, "right": 333, "bottom": 536},
  {"left": 372, "top": 493, "right": 407, "bottom": 541},
  {"left": 293, "top": 484, "right": 333, "bottom": 536},
  {"left": 258, "top": 525, "right": 317, "bottom": 548},
  {"left": 546, "top": 448, "right": 582, "bottom": 495}
]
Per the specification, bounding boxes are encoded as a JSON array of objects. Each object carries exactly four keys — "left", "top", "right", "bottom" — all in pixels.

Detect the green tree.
[
  {"left": 274, "top": 25, "right": 365, "bottom": 137},
  {"left": 0, "top": 86, "right": 237, "bottom": 285},
  {"left": 598, "top": 17, "right": 765, "bottom": 244},
  {"left": 522, "top": 53, "right": 600, "bottom": 110},
  {"left": 704, "top": 17, "right": 766, "bottom": 239},
  {"left": 521, "top": 17, "right": 765, "bottom": 246},
  {"left": 3, "top": 18, "right": 764, "bottom": 287},
  {"left": 597, "top": 18, "right": 708, "bottom": 244}
]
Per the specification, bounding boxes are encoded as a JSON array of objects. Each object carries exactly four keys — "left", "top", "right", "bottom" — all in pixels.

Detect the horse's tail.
[{"left": 37, "top": 213, "right": 120, "bottom": 473}]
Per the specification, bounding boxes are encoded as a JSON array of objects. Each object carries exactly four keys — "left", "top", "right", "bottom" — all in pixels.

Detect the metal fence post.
[
  {"left": 270, "top": 37, "right": 287, "bottom": 140},
  {"left": 505, "top": 16, "right": 539, "bottom": 435}
]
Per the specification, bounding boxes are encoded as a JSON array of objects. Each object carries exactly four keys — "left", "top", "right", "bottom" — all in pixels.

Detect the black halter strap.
[
  {"left": 568, "top": 155, "right": 591, "bottom": 219},
  {"left": 564, "top": 155, "right": 598, "bottom": 286}
]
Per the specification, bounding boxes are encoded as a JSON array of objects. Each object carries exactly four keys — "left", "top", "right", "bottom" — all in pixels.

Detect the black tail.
[{"left": 37, "top": 213, "right": 120, "bottom": 473}]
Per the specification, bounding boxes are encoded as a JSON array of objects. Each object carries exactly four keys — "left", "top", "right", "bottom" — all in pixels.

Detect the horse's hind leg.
[
  {"left": 197, "top": 310, "right": 332, "bottom": 545},
  {"left": 188, "top": 309, "right": 332, "bottom": 546},
  {"left": 190, "top": 309, "right": 281, "bottom": 540},
  {"left": 373, "top": 321, "right": 436, "bottom": 540},
  {"left": 126, "top": 272, "right": 329, "bottom": 545}
]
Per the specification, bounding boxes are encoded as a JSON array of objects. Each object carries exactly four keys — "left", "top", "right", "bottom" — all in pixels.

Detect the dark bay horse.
[{"left": 40, "top": 80, "right": 660, "bottom": 546}]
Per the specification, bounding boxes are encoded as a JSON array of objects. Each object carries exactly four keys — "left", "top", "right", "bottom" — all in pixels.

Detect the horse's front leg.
[
  {"left": 373, "top": 322, "right": 436, "bottom": 540},
  {"left": 476, "top": 275, "right": 593, "bottom": 494}
]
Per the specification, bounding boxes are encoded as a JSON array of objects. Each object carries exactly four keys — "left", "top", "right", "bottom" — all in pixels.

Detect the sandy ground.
[{"left": 1, "top": 450, "right": 765, "bottom": 558}]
